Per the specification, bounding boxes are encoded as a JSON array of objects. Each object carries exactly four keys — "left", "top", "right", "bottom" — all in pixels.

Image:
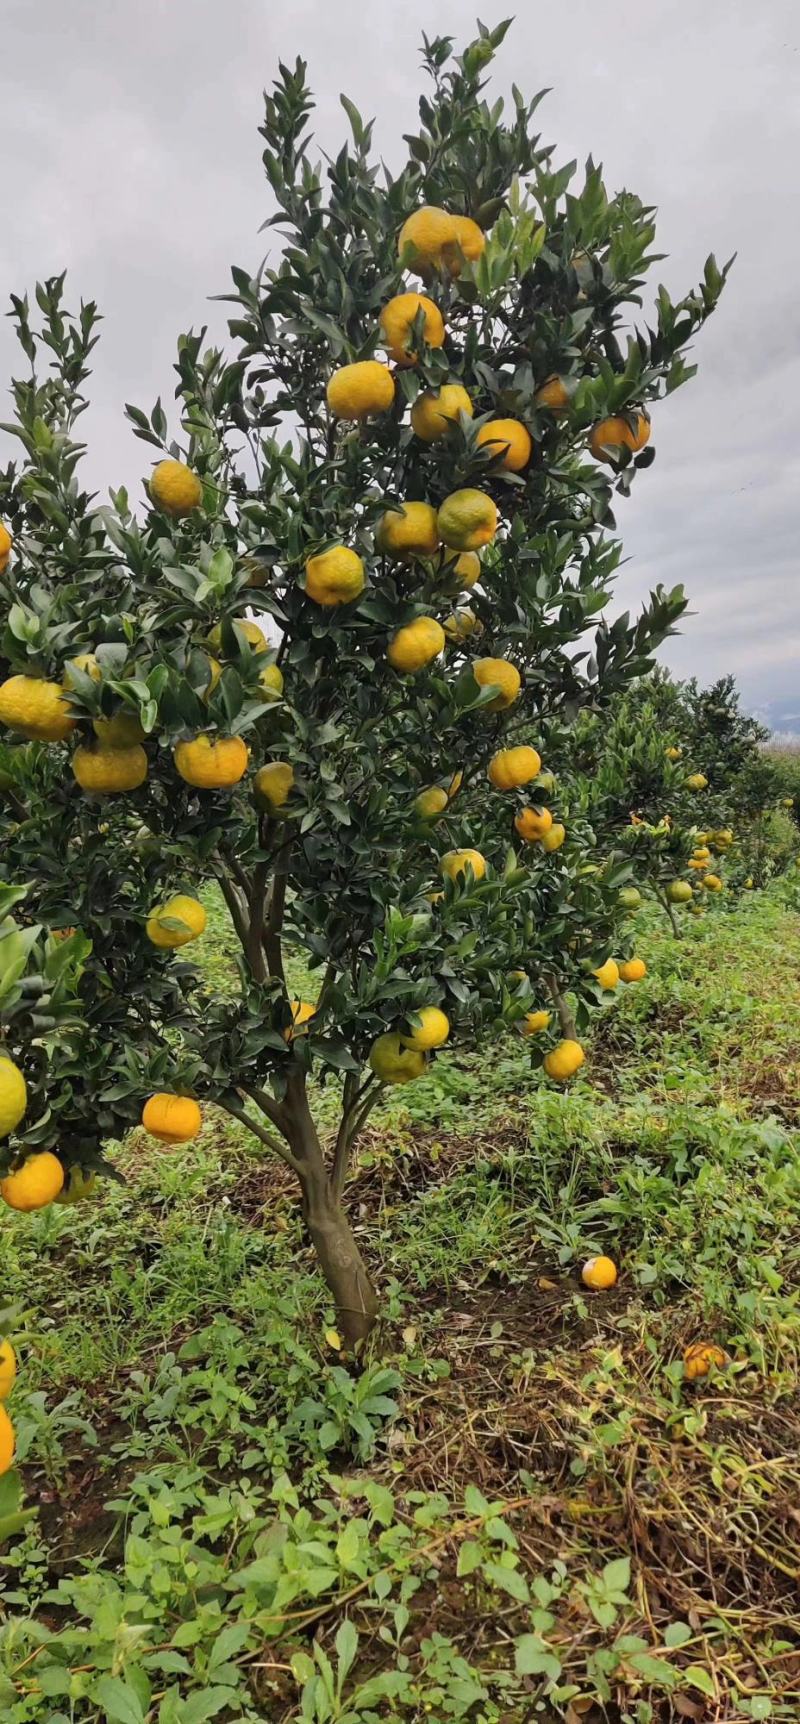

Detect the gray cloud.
[{"left": 1, "top": 0, "right": 798, "bottom": 715}]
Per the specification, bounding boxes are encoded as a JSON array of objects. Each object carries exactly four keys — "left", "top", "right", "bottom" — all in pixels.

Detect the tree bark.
[{"left": 302, "top": 1181, "right": 379, "bottom": 1346}]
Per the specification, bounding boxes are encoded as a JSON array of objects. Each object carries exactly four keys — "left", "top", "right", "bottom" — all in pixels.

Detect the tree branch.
[
  {"left": 547, "top": 974, "right": 576, "bottom": 1040},
  {"left": 219, "top": 1097, "right": 303, "bottom": 1175},
  {"left": 330, "top": 1074, "right": 381, "bottom": 1202},
  {"left": 215, "top": 868, "right": 251, "bottom": 953},
  {"left": 241, "top": 1082, "right": 291, "bottom": 1135},
  {"left": 263, "top": 841, "right": 290, "bottom": 984},
  {"left": 247, "top": 858, "right": 270, "bottom": 982}
]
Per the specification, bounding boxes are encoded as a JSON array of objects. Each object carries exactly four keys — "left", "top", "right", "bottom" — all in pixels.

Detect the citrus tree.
[{"left": 0, "top": 21, "right": 728, "bottom": 1344}]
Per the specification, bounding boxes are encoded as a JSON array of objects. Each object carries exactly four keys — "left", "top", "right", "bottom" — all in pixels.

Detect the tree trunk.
[
  {"left": 284, "top": 1072, "right": 380, "bottom": 1346},
  {"left": 303, "top": 1183, "right": 379, "bottom": 1346}
]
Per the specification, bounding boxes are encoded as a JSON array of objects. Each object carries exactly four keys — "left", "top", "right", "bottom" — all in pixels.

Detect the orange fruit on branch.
[
  {"left": 326, "top": 360, "right": 394, "bottom": 420},
  {"left": 142, "top": 1094, "right": 202, "bottom": 1144},
  {"left": 1, "top": 1151, "right": 64, "bottom": 1211},
  {"left": 150, "top": 459, "right": 203, "bottom": 516}
]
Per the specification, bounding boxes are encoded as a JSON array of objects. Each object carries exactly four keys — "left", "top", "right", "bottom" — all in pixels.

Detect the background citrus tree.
[{"left": 0, "top": 21, "right": 728, "bottom": 1343}]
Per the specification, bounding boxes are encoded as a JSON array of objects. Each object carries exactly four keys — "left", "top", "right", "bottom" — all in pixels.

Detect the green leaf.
[
  {"left": 514, "top": 1635, "right": 562, "bottom": 1680},
  {"left": 180, "top": 1690, "right": 237, "bottom": 1723},
  {"left": 684, "top": 1665, "right": 716, "bottom": 1698},
  {"left": 91, "top": 1675, "right": 146, "bottom": 1724},
  {"left": 663, "top": 1621, "right": 692, "bottom": 1648}
]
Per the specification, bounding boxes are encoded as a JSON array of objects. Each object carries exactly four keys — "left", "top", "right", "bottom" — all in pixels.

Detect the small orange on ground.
[
  {"left": 174, "top": 734, "right": 249, "bottom": 789},
  {"left": 397, "top": 205, "right": 457, "bottom": 273},
  {"left": 438, "top": 489, "right": 498, "bottom": 552},
  {"left": 0, "top": 1340, "right": 17, "bottom": 1400},
  {"left": 380, "top": 293, "right": 445, "bottom": 366},
  {"left": 582, "top": 1255, "right": 618, "bottom": 1290},
  {"left": 0, "top": 1405, "right": 14, "bottom": 1476},
  {"left": 326, "top": 360, "right": 394, "bottom": 420},
  {"left": 73, "top": 745, "right": 148, "bottom": 794},
  {"left": 683, "top": 1341, "right": 727, "bottom": 1381},
  {"left": 472, "top": 657, "right": 521, "bottom": 711},
  {"left": 304, "top": 546, "right": 365, "bottom": 606},
  {"left": 411, "top": 385, "right": 473, "bottom": 441},
  {"left": 544, "top": 1039, "right": 585, "bottom": 1082},
  {"left": 0, "top": 1151, "right": 64, "bottom": 1211},
  {"left": 541, "top": 823, "right": 566, "bottom": 853},
  {"left": 521, "top": 1010, "right": 551, "bottom": 1036},
  {"left": 377, "top": 502, "right": 440, "bottom": 560},
  {"left": 588, "top": 414, "right": 651, "bottom": 463},
  {"left": 475, "top": 418, "right": 532, "bottom": 473},
  {"left": 142, "top": 1094, "right": 202, "bottom": 1144},
  {"left": 401, "top": 1006, "right": 450, "bottom": 1051},
  {"left": 387, "top": 617, "right": 445, "bottom": 674},
  {"left": 619, "top": 958, "right": 647, "bottom": 983},
  {"left": 534, "top": 375, "right": 570, "bottom": 412},
  {"left": 488, "top": 746, "right": 541, "bottom": 790},
  {"left": 593, "top": 959, "right": 620, "bottom": 991},
  {"left": 150, "top": 459, "right": 203, "bottom": 516},
  {"left": 515, "top": 806, "right": 553, "bottom": 842},
  {"left": 441, "top": 848, "right": 486, "bottom": 883}
]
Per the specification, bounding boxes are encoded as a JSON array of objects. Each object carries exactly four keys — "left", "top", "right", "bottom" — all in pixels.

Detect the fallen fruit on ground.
[
  {"left": 582, "top": 1255, "right": 618, "bottom": 1289},
  {"left": 142, "top": 1094, "right": 202, "bottom": 1144},
  {"left": 0, "top": 1151, "right": 64, "bottom": 1211},
  {"left": 684, "top": 1341, "right": 728, "bottom": 1380}
]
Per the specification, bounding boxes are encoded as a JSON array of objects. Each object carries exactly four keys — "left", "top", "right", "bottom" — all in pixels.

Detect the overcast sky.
[{"left": 2, "top": 1, "right": 798, "bottom": 720}]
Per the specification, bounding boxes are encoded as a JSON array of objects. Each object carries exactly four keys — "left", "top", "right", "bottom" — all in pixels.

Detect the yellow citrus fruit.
[
  {"left": 0, "top": 523, "right": 12, "bottom": 572},
  {"left": 285, "top": 1000, "right": 316, "bottom": 1041},
  {"left": 174, "top": 734, "right": 249, "bottom": 789},
  {"left": 666, "top": 880, "right": 693, "bottom": 903},
  {"left": 379, "top": 293, "right": 444, "bottom": 366},
  {"left": 541, "top": 824, "right": 566, "bottom": 853},
  {"left": 204, "top": 655, "right": 222, "bottom": 695},
  {"left": 326, "top": 360, "right": 395, "bottom": 420},
  {"left": 208, "top": 619, "right": 267, "bottom": 655},
  {"left": 258, "top": 664, "right": 284, "bottom": 703},
  {"left": 72, "top": 744, "right": 148, "bottom": 794},
  {"left": 304, "top": 546, "right": 365, "bottom": 606},
  {"left": 665, "top": 745, "right": 682, "bottom": 761},
  {"left": 411, "top": 385, "right": 473, "bottom": 442},
  {"left": 400, "top": 1006, "right": 450, "bottom": 1051},
  {"left": 714, "top": 828, "right": 734, "bottom": 847},
  {"left": 142, "top": 1094, "right": 202, "bottom": 1144},
  {"left": 744, "top": 877, "right": 754, "bottom": 889},
  {"left": 146, "top": 894, "right": 207, "bottom": 949},
  {"left": 64, "top": 653, "right": 103, "bottom": 685},
  {"left": 0, "top": 675, "right": 76, "bottom": 743},
  {"left": 0, "top": 1341, "right": 16, "bottom": 1400},
  {"left": 688, "top": 858, "right": 708, "bottom": 871},
  {"left": 443, "top": 214, "right": 486, "bottom": 274},
  {"left": 488, "top": 746, "right": 541, "bottom": 790},
  {"left": 522, "top": 1010, "right": 551, "bottom": 1036},
  {"left": 581, "top": 1255, "right": 618, "bottom": 1290},
  {"left": 150, "top": 459, "right": 203, "bottom": 516},
  {"left": 0, "top": 1405, "right": 15, "bottom": 1476},
  {"left": 515, "top": 806, "right": 553, "bottom": 841},
  {"left": 93, "top": 711, "right": 146, "bottom": 747},
  {"left": 441, "top": 848, "right": 486, "bottom": 883},
  {"left": 443, "top": 608, "right": 481, "bottom": 643},
  {"left": 683, "top": 1341, "right": 727, "bottom": 1381},
  {"left": 0, "top": 1057, "right": 27, "bottom": 1138},
  {"left": 387, "top": 617, "right": 445, "bottom": 674},
  {"left": 472, "top": 658, "right": 520, "bottom": 711},
  {"left": 475, "top": 418, "right": 532, "bottom": 472},
  {"left": 693, "top": 846, "right": 711, "bottom": 861},
  {"left": 619, "top": 958, "right": 647, "bottom": 983},
  {"left": 447, "top": 769, "right": 463, "bottom": 799},
  {"left": 397, "top": 205, "right": 457, "bottom": 273},
  {"left": 369, "top": 1032, "right": 426, "bottom": 1084},
  {"left": 703, "top": 873, "right": 723, "bottom": 892},
  {"left": 55, "top": 1168, "right": 97, "bottom": 1205},
  {"left": 441, "top": 550, "right": 481, "bottom": 592},
  {"left": 544, "top": 1039, "right": 585, "bottom": 1082},
  {"left": 437, "top": 489, "right": 498, "bottom": 551},
  {"left": 0, "top": 1150, "right": 64, "bottom": 1211},
  {"left": 686, "top": 773, "right": 708, "bottom": 790},
  {"left": 415, "top": 786, "right": 448, "bottom": 819},
  {"left": 593, "top": 959, "right": 620, "bottom": 991},
  {"left": 534, "top": 375, "right": 570, "bottom": 412},
  {"left": 377, "top": 502, "right": 440, "bottom": 560},
  {"left": 254, "top": 761, "right": 294, "bottom": 812},
  {"left": 588, "top": 414, "right": 651, "bottom": 463}
]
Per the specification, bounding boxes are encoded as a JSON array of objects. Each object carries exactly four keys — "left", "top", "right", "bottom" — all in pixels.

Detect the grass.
[{"left": 2, "top": 884, "right": 800, "bottom": 1720}]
